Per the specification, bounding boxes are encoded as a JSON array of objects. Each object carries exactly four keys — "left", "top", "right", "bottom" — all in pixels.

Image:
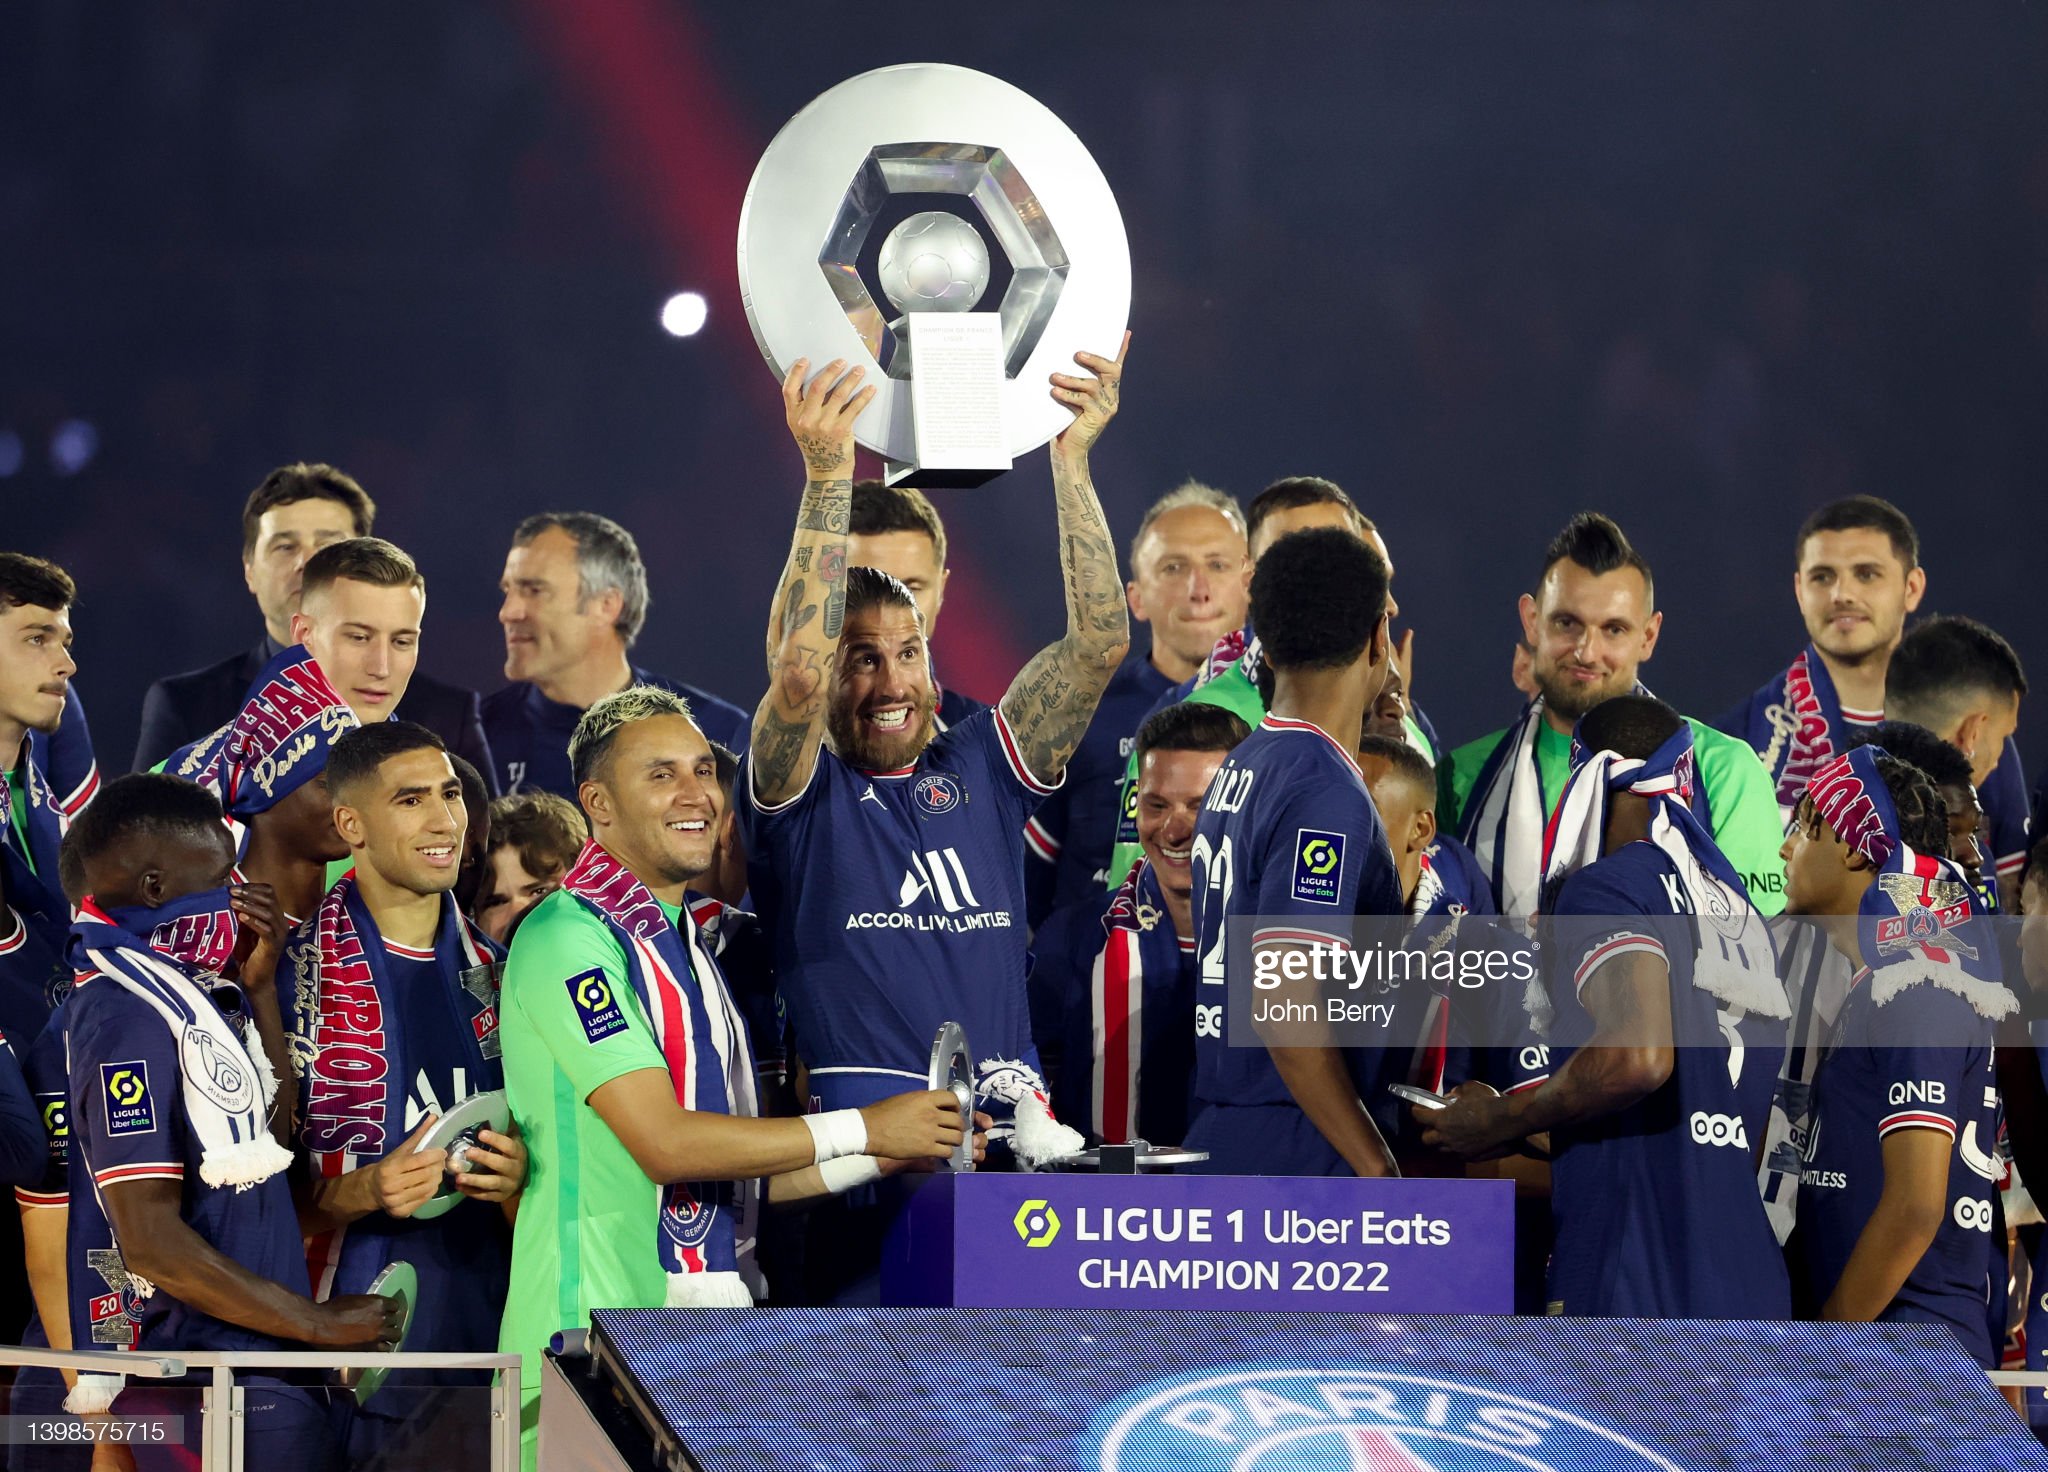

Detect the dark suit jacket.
[{"left": 133, "top": 637, "right": 497, "bottom": 791}]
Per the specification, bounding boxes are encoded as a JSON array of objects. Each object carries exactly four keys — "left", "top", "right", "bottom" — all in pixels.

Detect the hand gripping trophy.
[{"left": 739, "top": 63, "right": 1132, "bottom": 487}]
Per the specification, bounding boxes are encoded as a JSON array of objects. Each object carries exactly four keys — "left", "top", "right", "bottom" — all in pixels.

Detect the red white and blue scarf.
[
  {"left": 285, "top": 876, "right": 502, "bottom": 1299},
  {"left": 1808, "top": 746, "right": 2014, "bottom": 1018},
  {"left": 164, "top": 644, "right": 357, "bottom": 820},
  {"left": 560, "top": 839, "right": 763, "bottom": 1304},
  {"left": 1541, "top": 720, "right": 1786, "bottom": 1020},
  {"left": 1733, "top": 645, "right": 1852, "bottom": 825},
  {"left": 1090, "top": 859, "right": 1193, "bottom": 1145}
]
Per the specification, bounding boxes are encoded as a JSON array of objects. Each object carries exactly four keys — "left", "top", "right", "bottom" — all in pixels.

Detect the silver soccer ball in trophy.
[{"left": 876, "top": 211, "right": 991, "bottom": 314}]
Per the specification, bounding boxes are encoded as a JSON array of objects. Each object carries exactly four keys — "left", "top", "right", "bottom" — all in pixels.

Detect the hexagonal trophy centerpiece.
[{"left": 738, "top": 65, "right": 1131, "bottom": 488}]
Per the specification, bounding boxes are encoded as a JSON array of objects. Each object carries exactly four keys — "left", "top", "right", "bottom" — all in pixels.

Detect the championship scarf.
[
  {"left": 287, "top": 876, "right": 502, "bottom": 1299},
  {"left": 1741, "top": 645, "right": 1848, "bottom": 821},
  {"left": 164, "top": 644, "right": 358, "bottom": 820},
  {"left": 1541, "top": 721, "right": 1787, "bottom": 1020},
  {"left": 559, "top": 840, "right": 764, "bottom": 1305},
  {"left": 1459, "top": 698, "right": 1554, "bottom": 923},
  {"left": 1461, "top": 686, "right": 1676, "bottom": 923},
  {"left": 1090, "top": 859, "right": 1191, "bottom": 1145},
  {"left": 1808, "top": 746, "right": 2016, "bottom": 1019},
  {"left": 68, "top": 895, "right": 291, "bottom": 1197}
]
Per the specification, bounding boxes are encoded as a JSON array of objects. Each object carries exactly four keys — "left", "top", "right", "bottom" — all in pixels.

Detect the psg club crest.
[
  {"left": 1090, "top": 1369, "right": 1682, "bottom": 1472},
  {"left": 1874, "top": 871, "right": 1978, "bottom": 961},
  {"left": 661, "top": 1187, "right": 721, "bottom": 1252},
  {"left": 915, "top": 773, "right": 963, "bottom": 816}
]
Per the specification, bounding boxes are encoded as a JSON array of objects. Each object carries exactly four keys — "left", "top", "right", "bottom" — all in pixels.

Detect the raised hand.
[
  {"left": 1050, "top": 330, "right": 1130, "bottom": 458},
  {"left": 782, "top": 358, "right": 874, "bottom": 480}
]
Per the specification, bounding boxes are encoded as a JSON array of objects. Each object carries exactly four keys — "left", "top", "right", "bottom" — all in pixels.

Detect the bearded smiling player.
[
  {"left": 1442, "top": 512, "right": 1784, "bottom": 922},
  {"left": 282, "top": 722, "right": 523, "bottom": 1467},
  {"left": 739, "top": 338, "right": 1129, "bottom": 1295}
]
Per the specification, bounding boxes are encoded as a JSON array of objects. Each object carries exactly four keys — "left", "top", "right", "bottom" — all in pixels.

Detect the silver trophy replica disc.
[
  {"left": 927, "top": 1021, "right": 976, "bottom": 1172},
  {"left": 408, "top": 1089, "right": 511, "bottom": 1221},
  {"left": 738, "top": 63, "right": 1132, "bottom": 488},
  {"left": 343, "top": 1259, "right": 416, "bottom": 1404}
]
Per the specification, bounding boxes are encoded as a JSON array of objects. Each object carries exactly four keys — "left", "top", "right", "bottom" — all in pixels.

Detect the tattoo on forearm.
[
  {"left": 754, "top": 708, "right": 813, "bottom": 795},
  {"left": 758, "top": 470, "right": 853, "bottom": 789},
  {"left": 819, "top": 543, "right": 846, "bottom": 639},
  {"left": 797, "top": 440, "right": 849, "bottom": 476},
  {"left": 997, "top": 451, "right": 1131, "bottom": 780},
  {"left": 797, "top": 485, "right": 852, "bottom": 533}
]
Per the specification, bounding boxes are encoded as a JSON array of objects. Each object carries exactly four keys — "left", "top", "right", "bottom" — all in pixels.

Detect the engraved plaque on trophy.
[{"left": 738, "top": 64, "right": 1131, "bottom": 488}]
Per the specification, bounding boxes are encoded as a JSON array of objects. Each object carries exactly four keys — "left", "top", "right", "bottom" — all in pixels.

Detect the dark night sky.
[{"left": 6, "top": 2, "right": 2046, "bottom": 780}]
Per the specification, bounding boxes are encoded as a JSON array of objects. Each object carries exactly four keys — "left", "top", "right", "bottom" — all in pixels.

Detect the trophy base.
[{"left": 884, "top": 458, "right": 1009, "bottom": 490}]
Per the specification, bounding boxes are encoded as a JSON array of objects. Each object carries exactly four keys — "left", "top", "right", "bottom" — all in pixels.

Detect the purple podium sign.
[{"left": 880, "top": 1173, "right": 1512, "bottom": 1313}]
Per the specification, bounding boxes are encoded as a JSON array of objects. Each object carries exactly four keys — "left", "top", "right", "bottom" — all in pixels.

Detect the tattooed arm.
[
  {"left": 752, "top": 358, "right": 874, "bottom": 807},
  {"left": 998, "top": 334, "right": 1134, "bottom": 784}
]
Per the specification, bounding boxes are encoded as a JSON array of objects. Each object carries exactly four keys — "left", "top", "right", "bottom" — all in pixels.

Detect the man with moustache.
[
  {"left": 1442, "top": 512, "right": 1784, "bottom": 920},
  {"left": 739, "top": 340, "right": 1128, "bottom": 1296},
  {"left": 132, "top": 464, "right": 490, "bottom": 777},
  {"left": 1424, "top": 697, "right": 1790, "bottom": 1319},
  {"left": 1029, "top": 702, "right": 1247, "bottom": 1147},
  {"left": 485, "top": 512, "right": 746, "bottom": 798},
  {"left": 742, "top": 344, "right": 1129, "bottom": 1118},
  {"left": 1025, "top": 483, "right": 1249, "bottom": 925},
  {"left": 498, "top": 687, "right": 971, "bottom": 1466},
  {"left": 848, "top": 480, "right": 986, "bottom": 731},
  {"left": 283, "top": 722, "right": 525, "bottom": 1466}
]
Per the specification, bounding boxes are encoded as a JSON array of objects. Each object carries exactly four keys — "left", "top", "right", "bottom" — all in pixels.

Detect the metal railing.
[{"left": 0, "top": 1347, "right": 520, "bottom": 1472}]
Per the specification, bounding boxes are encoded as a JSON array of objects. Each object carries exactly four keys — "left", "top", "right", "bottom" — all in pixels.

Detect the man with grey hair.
[
  {"left": 1025, "top": 479, "right": 1250, "bottom": 923},
  {"left": 485, "top": 511, "right": 746, "bottom": 799},
  {"left": 497, "top": 683, "right": 972, "bottom": 1460}
]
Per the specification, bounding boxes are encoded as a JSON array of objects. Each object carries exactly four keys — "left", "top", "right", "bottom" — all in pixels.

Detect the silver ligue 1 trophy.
[{"left": 738, "top": 64, "right": 1132, "bottom": 487}]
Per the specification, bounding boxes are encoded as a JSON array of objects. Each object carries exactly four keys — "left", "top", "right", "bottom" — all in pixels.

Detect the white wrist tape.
[
  {"left": 818, "top": 1155, "right": 883, "bottom": 1194},
  {"left": 801, "top": 1108, "right": 868, "bottom": 1165}
]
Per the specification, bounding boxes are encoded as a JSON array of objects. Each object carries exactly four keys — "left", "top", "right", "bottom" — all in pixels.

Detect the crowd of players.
[{"left": 1, "top": 341, "right": 2044, "bottom": 1469}]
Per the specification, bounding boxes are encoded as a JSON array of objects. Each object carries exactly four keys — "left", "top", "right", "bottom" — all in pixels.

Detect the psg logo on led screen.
[{"left": 1090, "top": 1370, "right": 1682, "bottom": 1472}]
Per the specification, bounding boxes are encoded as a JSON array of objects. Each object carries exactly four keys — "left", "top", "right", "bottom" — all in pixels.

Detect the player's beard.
[
  {"left": 1534, "top": 661, "right": 1633, "bottom": 722},
  {"left": 828, "top": 689, "right": 938, "bottom": 772}
]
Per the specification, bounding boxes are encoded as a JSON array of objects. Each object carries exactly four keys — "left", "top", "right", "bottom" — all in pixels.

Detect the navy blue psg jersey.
[
  {"left": 1543, "top": 843, "right": 1790, "bottom": 1319},
  {"left": 738, "top": 706, "right": 1055, "bottom": 1112},
  {"left": 1026, "top": 861, "right": 1197, "bottom": 1147},
  {"left": 1797, "top": 970, "right": 2003, "bottom": 1364},
  {"left": 67, "top": 978, "right": 310, "bottom": 1353},
  {"left": 482, "top": 667, "right": 747, "bottom": 799},
  {"left": 1185, "top": 716, "right": 1407, "bottom": 1169},
  {"left": 1023, "top": 646, "right": 1175, "bottom": 925}
]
